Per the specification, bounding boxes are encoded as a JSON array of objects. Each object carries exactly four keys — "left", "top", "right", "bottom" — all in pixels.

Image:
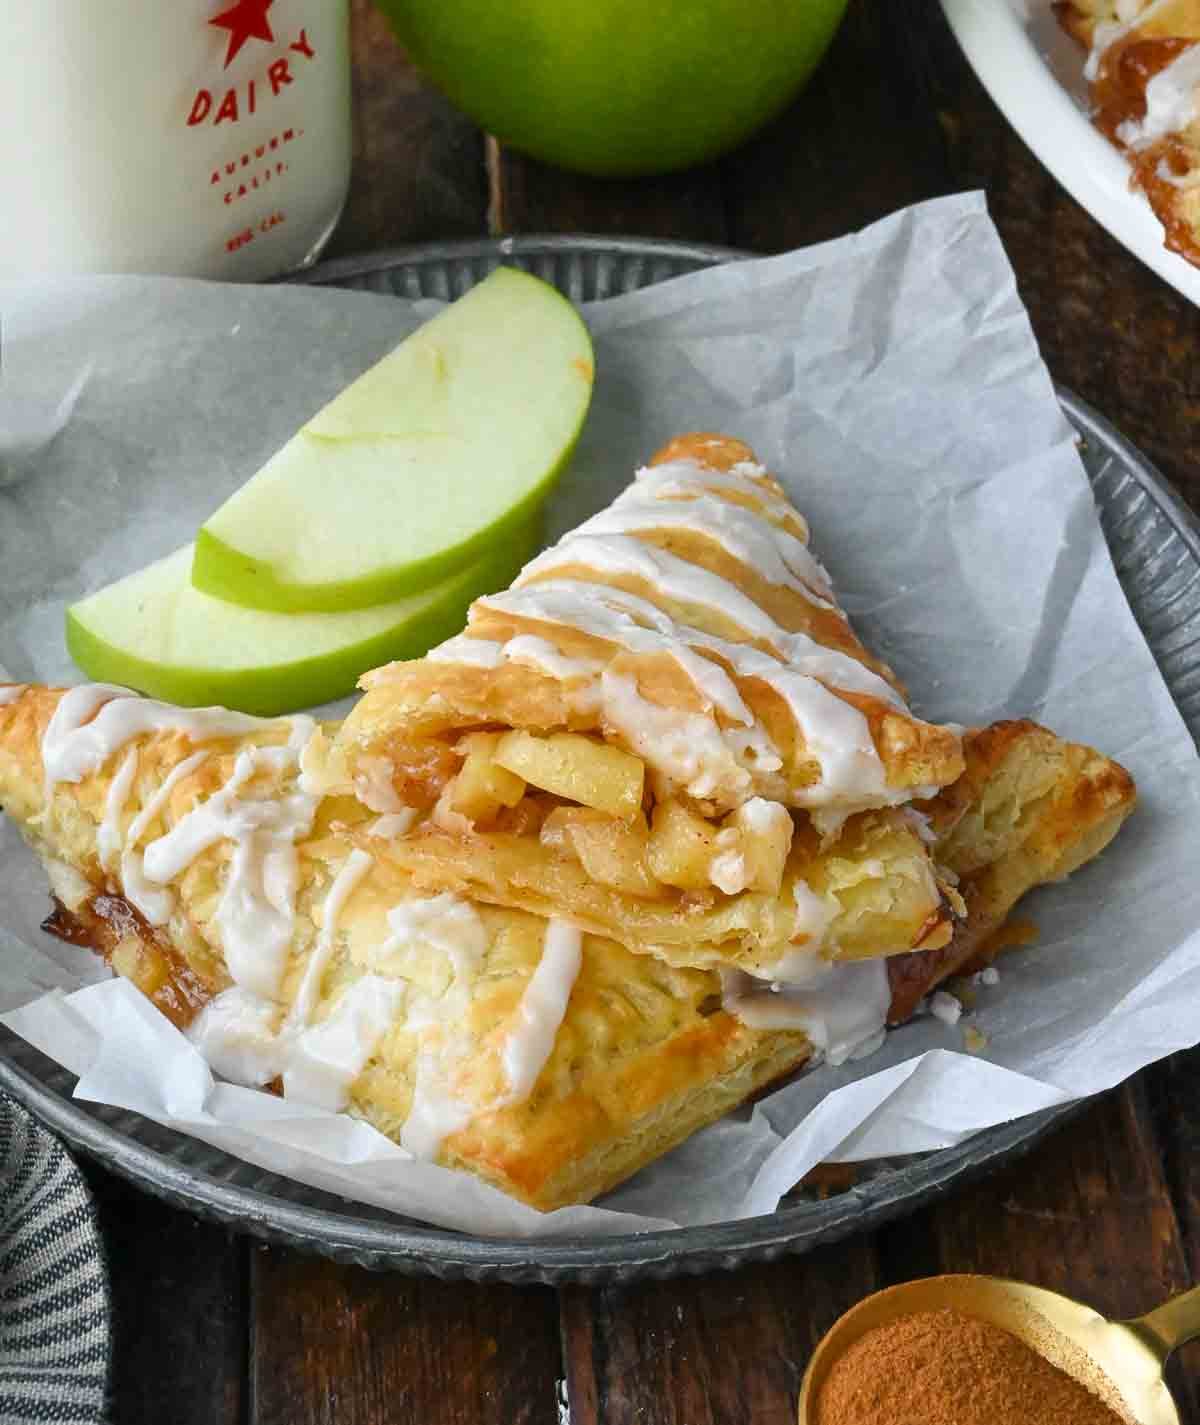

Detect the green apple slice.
[
  {"left": 191, "top": 267, "right": 593, "bottom": 613},
  {"left": 66, "top": 525, "right": 537, "bottom": 716}
]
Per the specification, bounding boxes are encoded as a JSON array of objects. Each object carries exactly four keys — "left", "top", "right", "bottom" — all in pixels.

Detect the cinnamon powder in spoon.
[{"left": 814, "top": 1308, "right": 1127, "bottom": 1425}]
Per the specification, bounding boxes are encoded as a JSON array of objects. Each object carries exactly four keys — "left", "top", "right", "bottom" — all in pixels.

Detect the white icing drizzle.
[
  {"left": 1085, "top": 0, "right": 1174, "bottom": 81},
  {"left": 99, "top": 747, "right": 212, "bottom": 926},
  {"left": 514, "top": 536, "right": 792, "bottom": 649},
  {"left": 193, "top": 856, "right": 406, "bottom": 1112},
  {"left": 138, "top": 741, "right": 317, "bottom": 994},
  {"left": 376, "top": 893, "right": 487, "bottom": 983},
  {"left": 600, "top": 644, "right": 895, "bottom": 813},
  {"left": 600, "top": 670, "right": 754, "bottom": 803},
  {"left": 426, "top": 634, "right": 504, "bottom": 668},
  {"left": 0, "top": 685, "right": 26, "bottom": 707},
  {"left": 497, "top": 573, "right": 903, "bottom": 711},
  {"left": 97, "top": 748, "right": 138, "bottom": 873},
  {"left": 502, "top": 635, "right": 604, "bottom": 681},
  {"left": 790, "top": 878, "right": 840, "bottom": 948},
  {"left": 188, "top": 987, "right": 284, "bottom": 1087},
  {"left": 633, "top": 458, "right": 805, "bottom": 535},
  {"left": 286, "top": 848, "right": 374, "bottom": 1031},
  {"left": 720, "top": 957, "right": 890, "bottom": 1068},
  {"left": 125, "top": 749, "right": 211, "bottom": 848},
  {"left": 476, "top": 568, "right": 915, "bottom": 812},
  {"left": 500, "top": 919, "right": 582, "bottom": 1103},
  {"left": 393, "top": 896, "right": 488, "bottom": 1159},
  {"left": 43, "top": 686, "right": 319, "bottom": 965},
  {"left": 487, "top": 577, "right": 755, "bottom": 722},
  {"left": 354, "top": 754, "right": 407, "bottom": 814},
  {"left": 1116, "top": 42, "right": 1200, "bottom": 148},
  {"left": 425, "top": 630, "right": 604, "bottom": 715},
  {"left": 368, "top": 809, "right": 418, "bottom": 838},
  {"left": 284, "top": 975, "right": 407, "bottom": 1112},
  {"left": 401, "top": 1058, "right": 475, "bottom": 1160},
  {"left": 568, "top": 491, "right": 835, "bottom": 605},
  {"left": 120, "top": 853, "right": 176, "bottom": 927},
  {"left": 42, "top": 684, "right": 281, "bottom": 793}
]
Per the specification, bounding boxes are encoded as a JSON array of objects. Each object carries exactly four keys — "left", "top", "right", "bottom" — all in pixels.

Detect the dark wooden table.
[{"left": 94, "top": 3, "right": 1200, "bottom": 1421}]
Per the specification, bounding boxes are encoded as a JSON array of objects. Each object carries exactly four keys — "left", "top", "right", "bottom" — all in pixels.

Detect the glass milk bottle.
[{"left": 0, "top": 1, "right": 352, "bottom": 280}]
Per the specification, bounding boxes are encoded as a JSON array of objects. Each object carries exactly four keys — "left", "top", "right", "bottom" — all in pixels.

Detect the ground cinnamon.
[{"left": 814, "top": 1307, "right": 1126, "bottom": 1425}]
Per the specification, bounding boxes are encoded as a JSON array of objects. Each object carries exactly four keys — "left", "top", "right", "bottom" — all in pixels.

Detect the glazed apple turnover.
[
  {"left": 0, "top": 685, "right": 1134, "bottom": 1209},
  {"left": 324, "top": 436, "right": 966, "bottom": 978},
  {"left": 1059, "top": 0, "right": 1200, "bottom": 265}
]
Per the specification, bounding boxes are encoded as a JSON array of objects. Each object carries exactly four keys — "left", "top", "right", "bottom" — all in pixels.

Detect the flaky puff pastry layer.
[
  {"left": 886, "top": 720, "right": 1136, "bottom": 1023},
  {"left": 0, "top": 684, "right": 818, "bottom": 1209},
  {"left": 355, "top": 805, "right": 957, "bottom": 979},
  {"left": 0, "top": 688, "right": 1134, "bottom": 1210},
  {"left": 322, "top": 436, "right": 963, "bottom": 973},
  {"left": 1058, "top": 0, "right": 1200, "bottom": 267},
  {"left": 338, "top": 435, "right": 962, "bottom": 818}
]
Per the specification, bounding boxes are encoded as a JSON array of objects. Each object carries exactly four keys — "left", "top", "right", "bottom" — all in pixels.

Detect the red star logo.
[{"left": 209, "top": 0, "right": 275, "bottom": 68}]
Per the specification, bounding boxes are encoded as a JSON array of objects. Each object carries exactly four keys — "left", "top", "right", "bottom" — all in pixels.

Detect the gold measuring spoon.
[{"left": 797, "top": 1273, "right": 1200, "bottom": 1424}]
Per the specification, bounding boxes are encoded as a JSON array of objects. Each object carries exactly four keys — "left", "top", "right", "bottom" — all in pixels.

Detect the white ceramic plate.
[{"left": 940, "top": 0, "right": 1200, "bottom": 306}]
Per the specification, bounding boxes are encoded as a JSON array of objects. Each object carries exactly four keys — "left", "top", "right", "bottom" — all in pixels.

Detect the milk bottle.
[{"left": 0, "top": 1, "right": 352, "bottom": 280}]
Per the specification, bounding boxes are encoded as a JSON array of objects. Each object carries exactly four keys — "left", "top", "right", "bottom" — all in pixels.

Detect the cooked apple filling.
[
  {"left": 337, "top": 717, "right": 959, "bottom": 979},
  {"left": 332, "top": 434, "right": 968, "bottom": 976}
]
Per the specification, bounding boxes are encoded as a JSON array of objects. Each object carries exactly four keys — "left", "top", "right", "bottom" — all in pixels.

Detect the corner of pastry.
[
  {"left": 885, "top": 719, "right": 1136, "bottom": 1024},
  {"left": 929, "top": 719, "right": 1136, "bottom": 882},
  {"left": 347, "top": 908, "right": 818, "bottom": 1211}
]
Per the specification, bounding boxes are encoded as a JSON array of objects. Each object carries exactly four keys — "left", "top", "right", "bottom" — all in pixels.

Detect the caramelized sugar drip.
[
  {"left": 1091, "top": 36, "right": 1194, "bottom": 141},
  {"left": 1086, "top": 34, "right": 1200, "bottom": 265},
  {"left": 42, "top": 895, "right": 214, "bottom": 1030}
]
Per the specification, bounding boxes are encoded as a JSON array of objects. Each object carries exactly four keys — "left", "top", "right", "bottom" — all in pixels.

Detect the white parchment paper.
[{"left": 1, "top": 192, "right": 1198, "bottom": 1238}]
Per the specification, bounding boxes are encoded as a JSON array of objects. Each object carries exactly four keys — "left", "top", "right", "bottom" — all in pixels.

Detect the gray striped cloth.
[{"left": 0, "top": 1097, "right": 109, "bottom": 1424}]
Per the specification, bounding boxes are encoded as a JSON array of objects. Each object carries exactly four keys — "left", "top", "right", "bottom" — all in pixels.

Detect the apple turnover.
[
  {"left": 1059, "top": 0, "right": 1200, "bottom": 265},
  {"left": 326, "top": 436, "right": 965, "bottom": 977},
  {"left": 0, "top": 684, "right": 1133, "bottom": 1209}
]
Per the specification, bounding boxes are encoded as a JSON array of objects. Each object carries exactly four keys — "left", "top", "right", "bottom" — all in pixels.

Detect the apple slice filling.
[{"left": 426, "top": 724, "right": 794, "bottom": 904}]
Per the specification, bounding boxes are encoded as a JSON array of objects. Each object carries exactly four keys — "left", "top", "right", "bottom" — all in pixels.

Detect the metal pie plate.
[{"left": 1, "top": 238, "right": 1196, "bottom": 1283}]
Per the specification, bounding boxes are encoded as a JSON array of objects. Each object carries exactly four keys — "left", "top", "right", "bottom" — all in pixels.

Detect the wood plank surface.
[
  {"left": 903, "top": 1084, "right": 1200, "bottom": 1417},
  {"left": 559, "top": 1240, "right": 880, "bottom": 1425},
  {"left": 488, "top": 137, "right": 730, "bottom": 244},
  {"left": 323, "top": 0, "right": 488, "bottom": 258},
  {"left": 250, "top": 1247, "right": 562, "bottom": 1425},
  {"left": 1146, "top": 1050, "right": 1200, "bottom": 1397},
  {"left": 724, "top": 1, "right": 954, "bottom": 252},
  {"left": 83, "top": 1165, "right": 247, "bottom": 1425}
]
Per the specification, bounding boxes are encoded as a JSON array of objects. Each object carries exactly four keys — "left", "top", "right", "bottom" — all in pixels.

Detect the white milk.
[{"left": 0, "top": 1, "right": 352, "bottom": 280}]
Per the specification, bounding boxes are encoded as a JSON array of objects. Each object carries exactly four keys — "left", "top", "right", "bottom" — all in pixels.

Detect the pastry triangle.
[
  {"left": 323, "top": 436, "right": 965, "bottom": 976},
  {"left": 0, "top": 684, "right": 1134, "bottom": 1209}
]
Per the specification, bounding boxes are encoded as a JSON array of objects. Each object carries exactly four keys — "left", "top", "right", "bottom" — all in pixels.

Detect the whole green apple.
[{"left": 374, "top": 0, "right": 851, "bottom": 177}]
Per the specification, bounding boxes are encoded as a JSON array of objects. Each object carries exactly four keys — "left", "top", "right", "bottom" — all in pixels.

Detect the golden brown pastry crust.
[
  {"left": 357, "top": 806, "right": 956, "bottom": 978},
  {"left": 0, "top": 688, "right": 1136, "bottom": 1211},
  {"left": 0, "top": 684, "right": 819, "bottom": 1210},
  {"left": 343, "top": 435, "right": 962, "bottom": 807},
  {"left": 886, "top": 720, "right": 1136, "bottom": 1023},
  {"left": 326, "top": 437, "right": 964, "bottom": 973}
]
